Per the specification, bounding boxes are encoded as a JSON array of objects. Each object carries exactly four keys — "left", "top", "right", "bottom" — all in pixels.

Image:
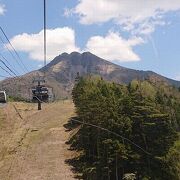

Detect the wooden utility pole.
[{"left": 38, "top": 100, "right": 41, "bottom": 110}]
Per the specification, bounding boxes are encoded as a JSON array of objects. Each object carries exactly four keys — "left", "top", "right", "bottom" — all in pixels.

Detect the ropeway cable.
[{"left": 70, "top": 118, "right": 152, "bottom": 156}]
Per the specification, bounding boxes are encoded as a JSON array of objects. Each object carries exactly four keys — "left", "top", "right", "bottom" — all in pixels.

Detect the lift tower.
[{"left": 32, "top": 78, "right": 46, "bottom": 110}]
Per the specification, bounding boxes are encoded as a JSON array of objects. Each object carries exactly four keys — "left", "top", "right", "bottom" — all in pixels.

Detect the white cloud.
[
  {"left": 0, "top": 4, "right": 6, "bottom": 15},
  {"left": 71, "top": 0, "right": 180, "bottom": 35},
  {"left": 9, "top": 28, "right": 143, "bottom": 63},
  {"left": 9, "top": 27, "right": 80, "bottom": 61},
  {"left": 9, "top": 28, "right": 144, "bottom": 63},
  {"left": 85, "top": 31, "right": 144, "bottom": 62}
]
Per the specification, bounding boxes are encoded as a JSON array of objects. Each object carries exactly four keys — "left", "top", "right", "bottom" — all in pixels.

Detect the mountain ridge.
[{"left": 0, "top": 52, "right": 179, "bottom": 99}]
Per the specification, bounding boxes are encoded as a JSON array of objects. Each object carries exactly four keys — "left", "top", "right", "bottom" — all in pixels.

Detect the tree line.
[{"left": 70, "top": 75, "right": 180, "bottom": 180}]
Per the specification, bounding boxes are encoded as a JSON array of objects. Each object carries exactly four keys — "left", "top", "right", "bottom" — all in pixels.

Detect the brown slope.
[{"left": 0, "top": 101, "right": 76, "bottom": 180}]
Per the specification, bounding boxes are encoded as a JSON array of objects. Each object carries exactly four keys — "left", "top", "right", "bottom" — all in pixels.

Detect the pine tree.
[{"left": 71, "top": 77, "right": 179, "bottom": 180}]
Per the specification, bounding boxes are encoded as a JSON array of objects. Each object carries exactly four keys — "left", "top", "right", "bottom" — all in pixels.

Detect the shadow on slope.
[{"left": 64, "top": 117, "right": 85, "bottom": 180}]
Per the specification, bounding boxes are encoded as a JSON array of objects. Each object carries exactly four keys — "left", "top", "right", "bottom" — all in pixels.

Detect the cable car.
[
  {"left": 0, "top": 91, "right": 7, "bottom": 103},
  {"left": 32, "top": 85, "right": 49, "bottom": 102}
]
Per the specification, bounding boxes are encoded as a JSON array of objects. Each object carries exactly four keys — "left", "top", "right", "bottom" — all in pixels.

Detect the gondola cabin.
[{"left": 0, "top": 91, "right": 7, "bottom": 103}]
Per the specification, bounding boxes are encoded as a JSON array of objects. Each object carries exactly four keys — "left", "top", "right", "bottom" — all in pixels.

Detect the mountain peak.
[
  {"left": 82, "top": 51, "right": 94, "bottom": 56},
  {"left": 61, "top": 52, "right": 69, "bottom": 56},
  {"left": 41, "top": 51, "right": 179, "bottom": 86},
  {"left": 61, "top": 51, "right": 100, "bottom": 59},
  {"left": 70, "top": 51, "right": 81, "bottom": 56},
  {"left": 1, "top": 51, "right": 180, "bottom": 100}
]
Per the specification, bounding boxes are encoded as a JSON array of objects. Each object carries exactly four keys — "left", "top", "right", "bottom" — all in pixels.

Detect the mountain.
[{"left": 0, "top": 52, "right": 180, "bottom": 100}]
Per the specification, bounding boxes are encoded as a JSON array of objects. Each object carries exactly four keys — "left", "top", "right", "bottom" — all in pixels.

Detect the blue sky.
[{"left": 0, "top": 0, "right": 180, "bottom": 80}]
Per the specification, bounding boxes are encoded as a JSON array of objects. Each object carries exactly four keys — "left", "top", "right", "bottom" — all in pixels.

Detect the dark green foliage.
[
  {"left": 71, "top": 76, "right": 179, "bottom": 180},
  {"left": 164, "top": 138, "right": 180, "bottom": 180}
]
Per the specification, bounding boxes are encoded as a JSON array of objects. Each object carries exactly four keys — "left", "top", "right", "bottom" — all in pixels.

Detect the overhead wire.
[
  {"left": 0, "top": 35, "right": 26, "bottom": 74},
  {"left": 0, "top": 26, "right": 29, "bottom": 73},
  {"left": 0, "top": 28, "right": 36, "bottom": 87},
  {"left": 0, "top": 64, "right": 14, "bottom": 77},
  {"left": 71, "top": 118, "right": 152, "bottom": 156},
  {"left": 0, "top": 58, "right": 18, "bottom": 77},
  {"left": 0, "top": 52, "right": 19, "bottom": 75}
]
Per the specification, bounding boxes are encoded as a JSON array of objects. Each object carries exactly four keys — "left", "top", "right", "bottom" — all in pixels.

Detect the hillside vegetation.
[{"left": 70, "top": 76, "right": 180, "bottom": 180}]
